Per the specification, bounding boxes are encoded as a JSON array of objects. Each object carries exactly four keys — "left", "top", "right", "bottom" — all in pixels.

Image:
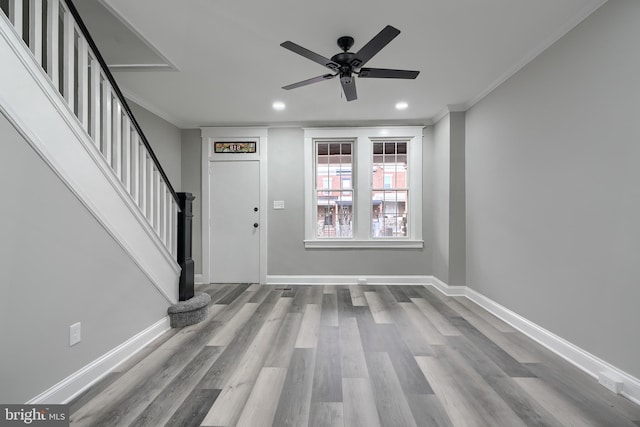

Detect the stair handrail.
[{"left": 63, "top": 0, "right": 179, "bottom": 206}]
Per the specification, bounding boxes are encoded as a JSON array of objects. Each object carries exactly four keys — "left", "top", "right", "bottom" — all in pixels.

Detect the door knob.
[
  {"left": 254, "top": 207, "right": 259, "bottom": 212},
  {"left": 253, "top": 223, "right": 259, "bottom": 228}
]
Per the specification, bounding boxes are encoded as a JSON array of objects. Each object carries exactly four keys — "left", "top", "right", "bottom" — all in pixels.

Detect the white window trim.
[{"left": 304, "top": 126, "right": 424, "bottom": 249}]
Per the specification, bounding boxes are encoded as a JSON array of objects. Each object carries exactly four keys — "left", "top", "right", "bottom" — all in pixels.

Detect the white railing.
[{"left": 0, "top": 0, "right": 179, "bottom": 259}]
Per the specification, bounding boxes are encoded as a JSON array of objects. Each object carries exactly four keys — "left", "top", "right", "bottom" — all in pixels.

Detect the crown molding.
[{"left": 461, "top": 0, "right": 608, "bottom": 113}]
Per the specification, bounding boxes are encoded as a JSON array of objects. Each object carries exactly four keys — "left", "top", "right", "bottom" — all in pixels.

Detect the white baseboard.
[
  {"left": 266, "top": 275, "right": 431, "bottom": 286},
  {"left": 27, "top": 317, "right": 170, "bottom": 404},
  {"left": 195, "top": 274, "right": 203, "bottom": 285},
  {"left": 429, "top": 278, "right": 640, "bottom": 407}
]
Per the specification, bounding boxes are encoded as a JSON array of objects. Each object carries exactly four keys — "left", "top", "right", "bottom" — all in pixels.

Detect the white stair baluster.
[
  {"left": 9, "top": 0, "right": 24, "bottom": 38},
  {"left": 29, "top": 0, "right": 42, "bottom": 66},
  {"left": 102, "top": 82, "right": 112, "bottom": 164},
  {"left": 122, "top": 115, "right": 131, "bottom": 191},
  {"left": 62, "top": 5, "right": 74, "bottom": 111},
  {"left": 46, "top": 0, "right": 59, "bottom": 89},
  {"left": 140, "top": 145, "right": 148, "bottom": 216},
  {"left": 131, "top": 133, "right": 140, "bottom": 203},
  {"left": 90, "top": 56, "right": 101, "bottom": 147},
  {"left": 113, "top": 101, "right": 122, "bottom": 180},
  {"left": 77, "top": 34, "right": 89, "bottom": 129}
]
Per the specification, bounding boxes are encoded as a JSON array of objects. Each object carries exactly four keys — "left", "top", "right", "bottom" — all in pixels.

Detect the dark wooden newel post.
[{"left": 177, "top": 192, "right": 195, "bottom": 301}]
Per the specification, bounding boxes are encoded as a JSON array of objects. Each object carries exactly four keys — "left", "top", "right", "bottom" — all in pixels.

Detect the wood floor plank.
[
  {"left": 216, "top": 283, "right": 251, "bottom": 304},
  {"left": 365, "top": 351, "right": 418, "bottom": 427},
  {"left": 163, "top": 388, "right": 220, "bottom": 427},
  {"left": 446, "top": 297, "right": 539, "bottom": 363},
  {"left": 309, "top": 402, "right": 344, "bottom": 427},
  {"left": 68, "top": 372, "right": 122, "bottom": 415},
  {"left": 399, "top": 302, "right": 447, "bottom": 346},
  {"left": 349, "top": 285, "right": 368, "bottom": 307},
  {"left": 514, "top": 377, "right": 600, "bottom": 427},
  {"left": 416, "top": 356, "right": 492, "bottom": 427},
  {"left": 289, "top": 286, "right": 310, "bottom": 313},
  {"left": 323, "top": 285, "right": 338, "bottom": 295},
  {"left": 197, "top": 290, "right": 282, "bottom": 390},
  {"left": 129, "top": 346, "right": 223, "bottom": 427},
  {"left": 432, "top": 345, "right": 528, "bottom": 427},
  {"left": 389, "top": 299, "right": 434, "bottom": 357},
  {"left": 446, "top": 335, "right": 563, "bottom": 427},
  {"left": 207, "top": 302, "right": 258, "bottom": 346},
  {"left": 246, "top": 283, "right": 261, "bottom": 292},
  {"left": 448, "top": 316, "right": 535, "bottom": 378},
  {"left": 524, "top": 361, "right": 640, "bottom": 427},
  {"left": 236, "top": 367, "right": 288, "bottom": 427},
  {"left": 263, "top": 312, "right": 303, "bottom": 368},
  {"left": 342, "top": 378, "right": 382, "bottom": 427},
  {"left": 295, "top": 303, "right": 322, "bottom": 348},
  {"left": 364, "top": 291, "right": 394, "bottom": 324},
  {"left": 411, "top": 297, "right": 462, "bottom": 336},
  {"left": 311, "top": 325, "right": 343, "bottom": 402},
  {"left": 320, "top": 293, "right": 339, "bottom": 326},
  {"left": 337, "top": 287, "right": 357, "bottom": 318},
  {"left": 387, "top": 285, "right": 413, "bottom": 303},
  {"left": 272, "top": 348, "right": 317, "bottom": 427},
  {"left": 339, "top": 317, "right": 369, "bottom": 378},
  {"left": 201, "top": 297, "right": 291, "bottom": 426},
  {"left": 406, "top": 393, "right": 453, "bottom": 427},
  {"left": 454, "top": 296, "right": 515, "bottom": 333}
]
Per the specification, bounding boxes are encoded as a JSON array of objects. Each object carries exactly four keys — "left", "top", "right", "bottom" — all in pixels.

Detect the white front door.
[{"left": 209, "top": 160, "right": 260, "bottom": 283}]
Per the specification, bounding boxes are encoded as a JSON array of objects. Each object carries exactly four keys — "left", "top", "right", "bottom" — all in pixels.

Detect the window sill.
[{"left": 304, "top": 239, "right": 424, "bottom": 249}]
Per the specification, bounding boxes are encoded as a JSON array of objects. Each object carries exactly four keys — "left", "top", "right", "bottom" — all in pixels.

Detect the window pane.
[
  {"left": 372, "top": 141, "right": 408, "bottom": 238},
  {"left": 372, "top": 190, "right": 408, "bottom": 237},
  {"left": 315, "top": 140, "right": 353, "bottom": 238},
  {"left": 316, "top": 190, "right": 353, "bottom": 238}
]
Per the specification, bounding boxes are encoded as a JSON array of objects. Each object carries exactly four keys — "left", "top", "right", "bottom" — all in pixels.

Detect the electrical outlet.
[{"left": 69, "top": 322, "right": 81, "bottom": 347}]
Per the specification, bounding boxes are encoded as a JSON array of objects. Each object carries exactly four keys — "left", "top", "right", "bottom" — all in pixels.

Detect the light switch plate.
[{"left": 69, "top": 322, "right": 81, "bottom": 346}]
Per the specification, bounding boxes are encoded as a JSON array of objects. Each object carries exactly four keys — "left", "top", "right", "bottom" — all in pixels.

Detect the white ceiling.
[{"left": 76, "top": 0, "right": 606, "bottom": 129}]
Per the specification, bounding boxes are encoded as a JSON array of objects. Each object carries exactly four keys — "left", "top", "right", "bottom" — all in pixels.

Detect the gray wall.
[
  {"left": 465, "top": 0, "right": 640, "bottom": 378},
  {"left": 267, "top": 127, "right": 432, "bottom": 276},
  {"left": 431, "top": 113, "right": 465, "bottom": 286},
  {"left": 432, "top": 115, "right": 450, "bottom": 282},
  {"left": 129, "top": 101, "right": 182, "bottom": 191},
  {"left": 0, "top": 113, "right": 169, "bottom": 403},
  {"left": 181, "top": 129, "right": 203, "bottom": 274}
]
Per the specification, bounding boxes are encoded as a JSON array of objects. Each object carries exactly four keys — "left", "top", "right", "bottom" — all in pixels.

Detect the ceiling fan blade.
[
  {"left": 358, "top": 68, "right": 420, "bottom": 79},
  {"left": 282, "top": 73, "right": 337, "bottom": 90},
  {"left": 350, "top": 25, "right": 401, "bottom": 69},
  {"left": 281, "top": 41, "right": 340, "bottom": 71},
  {"left": 340, "top": 75, "right": 357, "bottom": 101}
]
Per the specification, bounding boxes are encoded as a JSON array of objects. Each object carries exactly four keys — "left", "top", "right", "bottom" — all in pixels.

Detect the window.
[
  {"left": 315, "top": 141, "right": 353, "bottom": 238},
  {"left": 373, "top": 142, "right": 408, "bottom": 238},
  {"left": 304, "top": 127, "right": 423, "bottom": 248}
]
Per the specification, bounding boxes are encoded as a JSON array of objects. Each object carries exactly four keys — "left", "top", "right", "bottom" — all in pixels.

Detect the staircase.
[
  {"left": 0, "top": 0, "right": 184, "bottom": 403},
  {"left": 0, "top": 0, "right": 180, "bottom": 301}
]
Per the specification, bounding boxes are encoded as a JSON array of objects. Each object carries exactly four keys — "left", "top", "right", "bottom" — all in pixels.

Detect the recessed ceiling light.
[
  {"left": 395, "top": 102, "right": 408, "bottom": 110},
  {"left": 272, "top": 101, "right": 286, "bottom": 111}
]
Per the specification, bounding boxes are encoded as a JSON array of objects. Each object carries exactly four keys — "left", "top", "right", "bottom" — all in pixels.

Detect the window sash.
[{"left": 314, "top": 140, "right": 354, "bottom": 239}]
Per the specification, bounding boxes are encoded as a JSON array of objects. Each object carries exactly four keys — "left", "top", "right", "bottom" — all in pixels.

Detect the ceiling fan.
[{"left": 280, "top": 25, "right": 420, "bottom": 101}]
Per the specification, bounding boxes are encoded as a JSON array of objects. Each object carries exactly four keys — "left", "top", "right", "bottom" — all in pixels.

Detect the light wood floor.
[{"left": 69, "top": 284, "right": 640, "bottom": 426}]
